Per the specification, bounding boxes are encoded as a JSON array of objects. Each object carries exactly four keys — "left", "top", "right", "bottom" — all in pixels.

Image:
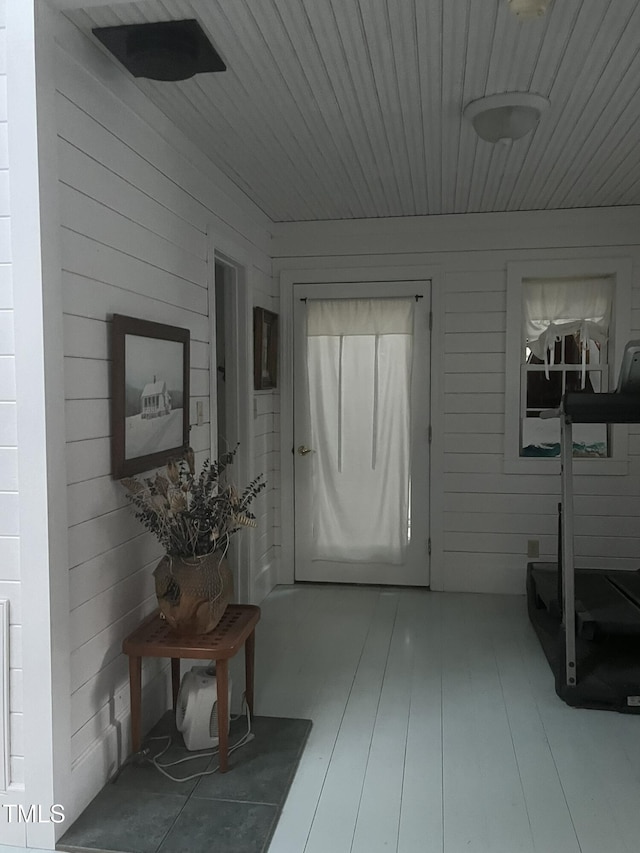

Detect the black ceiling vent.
[{"left": 92, "top": 19, "right": 226, "bottom": 82}]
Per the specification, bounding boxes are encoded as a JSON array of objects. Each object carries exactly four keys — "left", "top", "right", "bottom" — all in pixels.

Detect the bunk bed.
[{"left": 527, "top": 380, "right": 640, "bottom": 713}]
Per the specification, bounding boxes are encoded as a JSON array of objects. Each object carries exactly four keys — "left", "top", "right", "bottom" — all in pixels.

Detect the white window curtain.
[
  {"left": 306, "top": 298, "right": 414, "bottom": 564},
  {"left": 524, "top": 277, "right": 613, "bottom": 386}
]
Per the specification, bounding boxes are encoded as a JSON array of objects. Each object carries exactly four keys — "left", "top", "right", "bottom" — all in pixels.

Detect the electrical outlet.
[
  {"left": 527, "top": 539, "right": 540, "bottom": 559},
  {"left": 196, "top": 400, "right": 203, "bottom": 426}
]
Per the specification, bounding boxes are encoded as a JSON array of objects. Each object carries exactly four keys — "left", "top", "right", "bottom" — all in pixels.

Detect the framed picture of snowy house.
[{"left": 110, "top": 314, "right": 190, "bottom": 479}]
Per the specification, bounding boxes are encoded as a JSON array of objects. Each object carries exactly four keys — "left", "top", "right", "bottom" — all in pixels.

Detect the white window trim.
[{"left": 505, "top": 257, "right": 632, "bottom": 475}]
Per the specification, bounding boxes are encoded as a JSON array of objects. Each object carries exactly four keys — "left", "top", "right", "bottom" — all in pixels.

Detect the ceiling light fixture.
[
  {"left": 508, "top": 0, "right": 553, "bottom": 20},
  {"left": 463, "top": 92, "right": 550, "bottom": 145}
]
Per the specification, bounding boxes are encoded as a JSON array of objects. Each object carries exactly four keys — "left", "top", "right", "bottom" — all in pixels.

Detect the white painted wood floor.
[{"left": 244, "top": 584, "right": 640, "bottom": 853}]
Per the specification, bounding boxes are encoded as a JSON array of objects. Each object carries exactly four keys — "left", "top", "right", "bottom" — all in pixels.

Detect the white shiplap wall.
[
  {"left": 0, "top": 0, "right": 23, "bottom": 810},
  {"left": 273, "top": 208, "right": 640, "bottom": 594},
  {"left": 252, "top": 263, "right": 280, "bottom": 603},
  {"left": 53, "top": 13, "right": 276, "bottom": 820},
  {"left": 252, "top": 387, "right": 281, "bottom": 603}
]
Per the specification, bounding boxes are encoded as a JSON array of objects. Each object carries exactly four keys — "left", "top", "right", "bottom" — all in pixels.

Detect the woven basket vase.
[{"left": 153, "top": 551, "right": 233, "bottom": 635}]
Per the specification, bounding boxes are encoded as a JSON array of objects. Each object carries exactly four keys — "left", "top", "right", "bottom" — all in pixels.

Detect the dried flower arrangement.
[{"left": 121, "top": 445, "right": 266, "bottom": 558}]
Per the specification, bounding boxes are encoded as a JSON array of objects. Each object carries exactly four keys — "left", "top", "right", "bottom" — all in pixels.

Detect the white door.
[{"left": 293, "top": 281, "right": 431, "bottom": 586}]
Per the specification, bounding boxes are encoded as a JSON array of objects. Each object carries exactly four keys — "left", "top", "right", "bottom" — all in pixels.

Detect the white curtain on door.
[{"left": 306, "top": 298, "right": 414, "bottom": 564}]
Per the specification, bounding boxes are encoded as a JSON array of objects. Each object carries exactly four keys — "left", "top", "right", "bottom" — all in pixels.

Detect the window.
[
  {"left": 521, "top": 276, "right": 612, "bottom": 458},
  {"left": 505, "top": 258, "right": 632, "bottom": 474}
]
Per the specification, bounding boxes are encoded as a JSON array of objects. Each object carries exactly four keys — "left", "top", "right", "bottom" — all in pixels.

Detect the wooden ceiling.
[{"left": 64, "top": 0, "right": 640, "bottom": 222}]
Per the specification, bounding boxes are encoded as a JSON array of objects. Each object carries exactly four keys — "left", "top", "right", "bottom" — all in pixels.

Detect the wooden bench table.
[{"left": 122, "top": 604, "right": 260, "bottom": 772}]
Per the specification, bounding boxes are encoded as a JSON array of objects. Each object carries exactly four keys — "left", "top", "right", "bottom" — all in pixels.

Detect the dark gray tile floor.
[{"left": 57, "top": 714, "right": 312, "bottom": 853}]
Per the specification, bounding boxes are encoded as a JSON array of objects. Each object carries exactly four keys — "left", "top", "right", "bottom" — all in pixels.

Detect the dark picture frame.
[
  {"left": 253, "top": 307, "right": 278, "bottom": 390},
  {"left": 111, "top": 314, "right": 190, "bottom": 479}
]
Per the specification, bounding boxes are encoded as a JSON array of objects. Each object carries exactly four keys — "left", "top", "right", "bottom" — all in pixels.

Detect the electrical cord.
[{"left": 143, "top": 698, "right": 254, "bottom": 783}]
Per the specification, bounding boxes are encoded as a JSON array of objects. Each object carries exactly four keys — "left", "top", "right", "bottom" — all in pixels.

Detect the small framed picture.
[
  {"left": 253, "top": 307, "right": 278, "bottom": 390},
  {"left": 111, "top": 314, "right": 190, "bottom": 479}
]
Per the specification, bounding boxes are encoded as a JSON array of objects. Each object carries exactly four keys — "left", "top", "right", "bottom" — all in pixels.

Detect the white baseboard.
[
  {"left": 0, "top": 600, "right": 9, "bottom": 793},
  {"left": 251, "top": 558, "right": 278, "bottom": 604},
  {"left": 67, "top": 670, "right": 170, "bottom": 831},
  {"left": 0, "top": 847, "right": 51, "bottom": 852},
  {"left": 0, "top": 821, "right": 26, "bottom": 848},
  {"left": 442, "top": 562, "right": 526, "bottom": 595}
]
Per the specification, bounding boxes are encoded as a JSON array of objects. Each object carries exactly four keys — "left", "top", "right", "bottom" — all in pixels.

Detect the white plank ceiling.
[{"left": 64, "top": 0, "right": 640, "bottom": 222}]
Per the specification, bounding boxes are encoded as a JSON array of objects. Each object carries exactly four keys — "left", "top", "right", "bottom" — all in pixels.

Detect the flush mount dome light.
[
  {"left": 463, "top": 92, "right": 550, "bottom": 144},
  {"left": 508, "top": 0, "right": 553, "bottom": 19},
  {"left": 92, "top": 19, "right": 226, "bottom": 82}
]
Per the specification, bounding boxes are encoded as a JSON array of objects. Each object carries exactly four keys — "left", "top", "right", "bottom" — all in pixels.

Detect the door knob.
[{"left": 297, "top": 445, "right": 314, "bottom": 456}]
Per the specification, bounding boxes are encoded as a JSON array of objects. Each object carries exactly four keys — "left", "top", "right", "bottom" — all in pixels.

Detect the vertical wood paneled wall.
[
  {"left": 54, "top": 16, "right": 274, "bottom": 817},
  {"left": 252, "top": 271, "right": 280, "bottom": 604},
  {"left": 273, "top": 209, "right": 640, "bottom": 594},
  {"left": 0, "top": 0, "right": 23, "bottom": 802}
]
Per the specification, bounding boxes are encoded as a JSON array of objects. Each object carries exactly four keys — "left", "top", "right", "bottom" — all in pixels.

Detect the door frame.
[
  {"left": 293, "top": 280, "right": 431, "bottom": 585},
  {"left": 207, "top": 236, "right": 253, "bottom": 602},
  {"left": 279, "top": 263, "right": 445, "bottom": 590}
]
